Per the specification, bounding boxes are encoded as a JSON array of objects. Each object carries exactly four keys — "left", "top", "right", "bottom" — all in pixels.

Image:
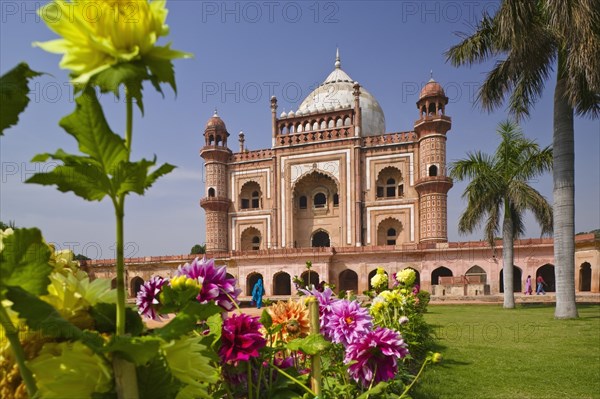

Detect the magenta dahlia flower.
[
  {"left": 299, "top": 286, "right": 338, "bottom": 329},
  {"left": 176, "top": 257, "right": 241, "bottom": 311},
  {"left": 136, "top": 276, "right": 168, "bottom": 320},
  {"left": 219, "top": 313, "right": 266, "bottom": 365},
  {"left": 344, "top": 327, "right": 410, "bottom": 386},
  {"left": 322, "top": 299, "right": 372, "bottom": 346}
]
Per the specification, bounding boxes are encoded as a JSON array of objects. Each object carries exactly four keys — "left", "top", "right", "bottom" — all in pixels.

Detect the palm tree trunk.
[
  {"left": 553, "top": 54, "right": 579, "bottom": 319},
  {"left": 502, "top": 211, "right": 515, "bottom": 309}
]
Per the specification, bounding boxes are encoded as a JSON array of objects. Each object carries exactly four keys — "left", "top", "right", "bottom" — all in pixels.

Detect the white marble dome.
[{"left": 297, "top": 50, "right": 385, "bottom": 136}]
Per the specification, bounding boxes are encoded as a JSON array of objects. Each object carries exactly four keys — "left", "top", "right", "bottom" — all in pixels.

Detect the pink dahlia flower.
[
  {"left": 323, "top": 299, "right": 372, "bottom": 347},
  {"left": 136, "top": 276, "right": 168, "bottom": 320},
  {"left": 220, "top": 313, "right": 266, "bottom": 365},
  {"left": 176, "top": 257, "right": 241, "bottom": 311},
  {"left": 344, "top": 327, "right": 410, "bottom": 386},
  {"left": 299, "top": 286, "right": 338, "bottom": 329}
]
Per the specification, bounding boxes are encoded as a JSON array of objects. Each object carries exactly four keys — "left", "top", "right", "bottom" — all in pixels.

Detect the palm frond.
[{"left": 445, "top": 14, "right": 498, "bottom": 67}]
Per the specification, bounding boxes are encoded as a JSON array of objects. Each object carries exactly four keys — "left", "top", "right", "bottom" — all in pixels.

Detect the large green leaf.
[
  {"left": 104, "top": 336, "right": 161, "bottom": 365},
  {"left": 0, "top": 227, "right": 53, "bottom": 295},
  {"left": 6, "top": 286, "right": 82, "bottom": 339},
  {"left": 89, "top": 62, "right": 147, "bottom": 114},
  {"left": 136, "top": 355, "right": 183, "bottom": 399},
  {"left": 153, "top": 302, "right": 222, "bottom": 341},
  {"left": 26, "top": 160, "right": 113, "bottom": 201},
  {"left": 286, "top": 334, "right": 331, "bottom": 355},
  {"left": 59, "top": 88, "right": 128, "bottom": 171},
  {"left": 0, "top": 63, "right": 41, "bottom": 135}
]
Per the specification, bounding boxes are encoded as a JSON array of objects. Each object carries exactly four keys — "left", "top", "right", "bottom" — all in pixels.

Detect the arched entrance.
[
  {"left": 376, "top": 217, "right": 402, "bottom": 246},
  {"left": 241, "top": 227, "right": 261, "bottom": 251},
  {"left": 130, "top": 277, "right": 144, "bottom": 297},
  {"left": 431, "top": 266, "right": 452, "bottom": 285},
  {"left": 465, "top": 265, "right": 487, "bottom": 284},
  {"left": 312, "top": 230, "right": 330, "bottom": 247},
  {"left": 301, "top": 270, "right": 319, "bottom": 289},
  {"left": 536, "top": 264, "right": 555, "bottom": 292},
  {"left": 246, "top": 273, "right": 263, "bottom": 296},
  {"left": 499, "top": 266, "right": 523, "bottom": 293},
  {"left": 579, "top": 262, "right": 592, "bottom": 291},
  {"left": 339, "top": 269, "right": 358, "bottom": 294},
  {"left": 111, "top": 278, "right": 117, "bottom": 289},
  {"left": 273, "top": 272, "right": 291, "bottom": 295}
]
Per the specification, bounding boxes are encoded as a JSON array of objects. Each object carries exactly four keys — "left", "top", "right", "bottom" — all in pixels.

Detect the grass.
[{"left": 412, "top": 304, "right": 600, "bottom": 399}]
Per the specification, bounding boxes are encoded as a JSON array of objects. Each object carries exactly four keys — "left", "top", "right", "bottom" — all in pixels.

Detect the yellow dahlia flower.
[{"left": 34, "top": 0, "right": 191, "bottom": 84}]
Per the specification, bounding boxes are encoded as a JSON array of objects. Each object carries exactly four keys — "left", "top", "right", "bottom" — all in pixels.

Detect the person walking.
[
  {"left": 251, "top": 278, "right": 264, "bottom": 308},
  {"left": 525, "top": 275, "right": 533, "bottom": 295},
  {"left": 536, "top": 275, "right": 546, "bottom": 295}
]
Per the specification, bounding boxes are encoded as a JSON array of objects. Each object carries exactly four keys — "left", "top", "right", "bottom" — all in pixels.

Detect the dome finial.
[
  {"left": 335, "top": 47, "right": 341, "bottom": 69},
  {"left": 213, "top": 108, "right": 218, "bottom": 117},
  {"left": 429, "top": 70, "right": 435, "bottom": 82}
]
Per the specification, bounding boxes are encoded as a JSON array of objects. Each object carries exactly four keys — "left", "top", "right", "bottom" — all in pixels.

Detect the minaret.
[
  {"left": 200, "top": 110, "right": 231, "bottom": 252},
  {"left": 414, "top": 77, "right": 453, "bottom": 243}
]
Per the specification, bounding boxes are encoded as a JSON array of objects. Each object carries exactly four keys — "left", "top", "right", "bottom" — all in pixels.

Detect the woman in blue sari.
[{"left": 251, "top": 278, "right": 264, "bottom": 309}]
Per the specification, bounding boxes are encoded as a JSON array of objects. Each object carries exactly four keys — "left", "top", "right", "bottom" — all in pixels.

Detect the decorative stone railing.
[
  {"left": 362, "top": 131, "right": 417, "bottom": 146},
  {"left": 275, "top": 127, "right": 354, "bottom": 147},
  {"left": 230, "top": 149, "right": 274, "bottom": 162}
]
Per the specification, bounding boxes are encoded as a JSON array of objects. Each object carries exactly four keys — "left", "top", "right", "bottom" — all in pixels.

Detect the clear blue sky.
[{"left": 1, "top": 1, "right": 598, "bottom": 258}]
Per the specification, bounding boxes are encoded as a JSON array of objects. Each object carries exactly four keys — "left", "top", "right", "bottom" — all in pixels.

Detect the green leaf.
[
  {"left": 153, "top": 302, "right": 222, "bottom": 341},
  {"left": 26, "top": 161, "right": 113, "bottom": 201},
  {"left": 136, "top": 355, "right": 183, "bottom": 399},
  {"left": 90, "top": 302, "right": 144, "bottom": 336},
  {"left": 286, "top": 334, "right": 331, "bottom": 355},
  {"left": 6, "top": 286, "right": 82, "bottom": 339},
  {"left": 260, "top": 308, "right": 273, "bottom": 329},
  {"left": 104, "top": 336, "right": 161, "bottom": 365},
  {"left": 0, "top": 227, "right": 53, "bottom": 295},
  {"left": 90, "top": 62, "right": 147, "bottom": 114},
  {"left": 59, "top": 88, "right": 127, "bottom": 171},
  {"left": 356, "top": 381, "right": 390, "bottom": 399},
  {"left": 206, "top": 313, "right": 222, "bottom": 346},
  {"left": 145, "top": 57, "right": 177, "bottom": 95},
  {"left": 0, "top": 63, "right": 41, "bottom": 135}
]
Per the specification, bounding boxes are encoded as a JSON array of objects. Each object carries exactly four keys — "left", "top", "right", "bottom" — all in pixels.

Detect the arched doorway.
[
  {"left": 273, "top": 272, "right": 291, "bottom": 295},
  {"left": 431, "top": 266, "right": 452, "bottom": 285},
  {"left": 301, "top": 270, "right": 319, "bottom": 289},
  {"left": 368, "top": 269, "right": 389, "bottom": 290},
  {"left": 339, "top": 269, "right": 358, "bottom": 294},
  {"left": 465, "top": 265, "right": 487, "bottom": 284},
  {"left": 130, "top": 277, "right": 144, "bottom": 297},
  {"left": 312, "top": 230, "right": 330, "bottom": 247},
  {"left": 111, "top": 278, "right": 117, "bottom": 289},
  {"left": 376, "top": 217, "right": 402, "bottom": 246},
  {"left": 499, "top": 266, "right": 523, "bottom": 293},
  {"left": 536, "top": 264, "right": 555, "bottom": 292},
  {"left": 241, "top": 227, "right": 261, "bottom": 251},
  {"left": 579, "top": 262, "right": 592, "bottom": 291},
  {"left": 246, "top": 273, "right": 263, "bottom": 296}
]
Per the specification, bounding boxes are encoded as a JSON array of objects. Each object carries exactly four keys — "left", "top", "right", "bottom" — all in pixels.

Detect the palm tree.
[
  {"left": 450, "top": 121, "right": 553, "bottom": 308},
  {"left": 446, "top": 0, "right": 599, "bottom": 318}
]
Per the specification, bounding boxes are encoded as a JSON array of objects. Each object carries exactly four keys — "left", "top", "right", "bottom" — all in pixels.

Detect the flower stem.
[
  {"left": 400, "top": 358, "right": 430, "bottom": 398},
  {"left": 247, "top": 361, "right": 253, "bottom": 399},
  {"left": 111, "top": 88, "right": 139, "bottom": 399},
  {"left": 0, "top": 305, "right": 37, "bottom": 397},
  {"left": 272, "top": 365, "right": 317, "bottom": 397},
  {"left": 308, "top": 298, "right": 322, "bottom": 397}
]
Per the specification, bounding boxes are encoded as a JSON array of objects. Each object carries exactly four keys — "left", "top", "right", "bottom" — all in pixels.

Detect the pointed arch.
[
  {"left": 431, "top": 266, "right": 452, "bottom": 285},
  {"left": 377, "top": 217, "right": 402, "bottom": 245},
  {"left": 241, "top": 227, "right": 262, "bottom": 251},
  {"left": 499, "top": 266, "right": 523, "bottom": 293},
  {"left": 311, "top": 229, "right": 330, "bottom": 247},
  {"left": 273, "top": 271, "right": 291, "bottom": 295},
  {"left": 466, "top": 265, "right": 487, "bottom": 284},
  {"left": 130, "top": 276, "right": 144, "bottom": 297},
  {"left": 536, "top": 264, "right": 555, "bottom": 292},
  {"left": 246, "top": 272, "right": 263, "bottom": 296},
  {"left": 301, "top": 270, "right": 320, "bottom": 289},
  {"left": 339, "top": 269, "right": 358, "bottom": 294},
  {"left": 579, "top": 262, "right": 592, "bottom": 291},
  {"left": 240, "top": 181, "right": 262, "bottom": 210}
]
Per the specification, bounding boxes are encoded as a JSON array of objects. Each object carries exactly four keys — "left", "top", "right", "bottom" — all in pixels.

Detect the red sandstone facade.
[{"left": 85, "top": 53, "right": 600, "bottom": 299}]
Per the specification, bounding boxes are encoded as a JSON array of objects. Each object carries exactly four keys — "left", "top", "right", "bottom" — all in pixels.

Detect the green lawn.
[{"left": 412, "top": 304, "right": 600, "bottom": 399}]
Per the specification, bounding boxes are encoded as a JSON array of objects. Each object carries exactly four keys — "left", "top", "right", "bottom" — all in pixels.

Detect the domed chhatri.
[
  {"left": 297, "top": 48, "right": 386, "bottom": 136},
  {"left": 206, "top": 109, "right": 227, "bottom": 130},
  {"left": 419, "top": 77, "right": 446, "bottom": 100}
]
